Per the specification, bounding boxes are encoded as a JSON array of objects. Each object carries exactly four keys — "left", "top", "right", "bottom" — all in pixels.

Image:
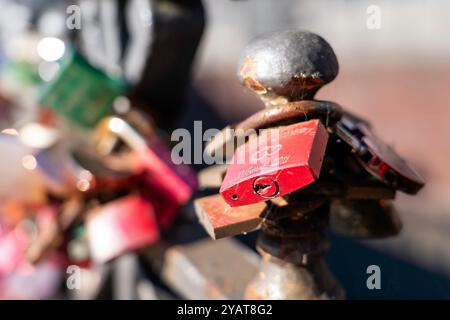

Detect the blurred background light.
[
  {"left": 38, "top": 61, "right": 59, "bottom": 81},
  {"left": 36, "top": 37, "right": 65, "bottom": 62},
  {"left": 21, "top": 154, "right": 37, "bottom": 171}
]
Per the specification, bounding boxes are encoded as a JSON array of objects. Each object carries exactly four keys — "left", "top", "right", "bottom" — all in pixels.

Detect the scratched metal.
[{"left": 194, "top": 194, "right": 266, "bottom": 239}]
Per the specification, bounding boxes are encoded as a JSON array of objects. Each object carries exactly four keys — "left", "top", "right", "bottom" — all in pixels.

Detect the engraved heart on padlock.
[{"left": 250, "top": 144, "right": 282, "bottom": 162}]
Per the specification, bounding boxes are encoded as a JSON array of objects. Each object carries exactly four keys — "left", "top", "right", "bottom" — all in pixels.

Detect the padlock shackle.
[
  {"left": 106, "top": 117, "right": 147, "bottom": 150},
  {"left": 103, "top": 117, "right": 193, "bottom": 206}
]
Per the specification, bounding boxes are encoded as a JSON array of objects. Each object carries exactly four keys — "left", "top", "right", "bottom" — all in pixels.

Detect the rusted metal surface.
[
  {"left": 237, "top": 30, "right": 339, "bottom": 104},
  {"left": 330, "top": 199, "right": 402, "bottom": 238},
  {"left": 204, "top": 101, "right": 341, "bottom": 161},
  {"left": 335, "top": 116, "right": 425, "bottom": 194},
  {"left": 244, "top": 194, "right": 345, "bottom": 299},
  {"left": 294, "top": 177, "right": 396, "bottom": 200},
  {"left": 245, "top": 251, "right": 344, "bottom": 300},
  {"left": 161, "top": 238, "right": 259, "bottom": 299},
  {"left": 194, "top": 194, "right": 266, "bottom": 239},
  {"left": 195, "top": 29, "right": 425, "bottom": 300},
  {"left": 237, "top": 100, "right": 342, "bottom": 130}
]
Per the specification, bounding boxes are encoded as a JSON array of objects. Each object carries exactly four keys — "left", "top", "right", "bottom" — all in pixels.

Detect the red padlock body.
[
  {"left": 87, "top": 195, "right": 159, "bottom": 264},
  {"left": 135, "top": 145, "right": 194, "bottom": 229},
  {"left": 220, "top": 119, "right": 328, "bottom": 207},
  {"left": 147, "top": 136, "right": 198, "bottom": 192},
  {"left": 338, "top": 116, "right": 424, "bottom": 194},
  {"left": 359, "top": 124, "right": 424, "bottom": 194}
]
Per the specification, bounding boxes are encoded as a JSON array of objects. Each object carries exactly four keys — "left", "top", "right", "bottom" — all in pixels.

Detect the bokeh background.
[{"left": 0, "top": 0, "right": 449, "bottom": 299}]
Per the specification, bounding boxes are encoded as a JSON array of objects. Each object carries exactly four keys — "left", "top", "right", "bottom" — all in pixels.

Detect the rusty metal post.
[
  {"left": 245, "top": 197, "right": 344, "bottom": 299},
  {"left": 237, "top": 30, "right": 344, "bottom": 299},
  {"left": 197, "top": 29, "right": 424, "bottom": 300}
]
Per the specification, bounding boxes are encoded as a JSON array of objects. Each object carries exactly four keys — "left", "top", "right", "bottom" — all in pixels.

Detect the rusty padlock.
[{"left": 334, "top": 115, "right": 424, "bottom": 194}]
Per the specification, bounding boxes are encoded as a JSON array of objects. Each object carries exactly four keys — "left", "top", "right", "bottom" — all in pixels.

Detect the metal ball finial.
[{"left": 237, "top": 30, "right": 339, "bottom": 106}]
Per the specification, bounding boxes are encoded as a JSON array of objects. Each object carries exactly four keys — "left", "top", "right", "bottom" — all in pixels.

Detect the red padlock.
[
  {"left": 86, "top": 195, "right": 159, "bottom": 264},
  {"left": 335, "top": 116, "right": 424, "bottom": 194},
  {"left": 146, "top": 134, "right": 198, "bottom": 193},
  {"left": 220, "top": 119, "right": 329, "bottom": 207},
  {"left": 97, "top": 117, "right": 196, "bottom": 229},
  {"left": 136, "top": 139, "right": 195, "bottom": 229}
]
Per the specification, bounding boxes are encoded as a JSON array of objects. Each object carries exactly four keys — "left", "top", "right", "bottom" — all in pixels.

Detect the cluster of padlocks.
[
  {"left": 195, "top": 30, "right": 424, "bottom": 299},
  {"left": 0, "top": 0, "right": 206, "bottom": 298},
  {"left": 0, "top": 1, "right": 425, "bottom": 300},
  {"left": 0, "top": 40, "right": 201, "bottom": 298}
]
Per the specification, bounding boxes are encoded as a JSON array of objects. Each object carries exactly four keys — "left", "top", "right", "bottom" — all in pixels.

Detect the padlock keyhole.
[
  {"left": 255, "top": 183, "right": 271, "bottom": 192},
  {"left": 253, "top": 176, "right": 279, "bottom": 198}
]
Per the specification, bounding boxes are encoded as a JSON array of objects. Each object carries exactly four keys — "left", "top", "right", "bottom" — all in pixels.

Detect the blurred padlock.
[
  {"left": 330, "top": 199, "right": 402, "bottom": 238},
  {"left": 335, "top": 115, "right": 424, "bottom": 194},
  {"left": 220, "top": 119, "right": 329, "bottom": 207},
  {"left": 0, "top": 204, "right": 56, "bottom": 276},
  {"left": 0, "top": 224, "right": 29, "bottom": 276},
  {"left": 34, "top": 138, "right": 136, "bottom": 197},
  {"left": 66, "top": 225, "right": 91, "bottom": 268},
  {"left": 86, "top": 195, "right": 159, "bottom": 264},
  {"left": 38, "top": 49, "right": 125, "bottom": 128},
  {"left": 0, "top": 133, "right": 47, "bottom": 206},
  {"left": 25, "top": 197, "right": 88, "bottom": 265},
  {"left": 34, "top": 143, "right": 96, "bottom": 196},
  {"left": 95, "top": 108, "right": 197, "bottom": 192},
  {"left": 94, "top": 116, "right": 196, "bottom": 229}
]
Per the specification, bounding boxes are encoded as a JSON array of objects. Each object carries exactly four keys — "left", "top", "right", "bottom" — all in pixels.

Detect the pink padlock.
[
  {"left": 101, "top": 117, "right": 196, "bottom": 229},
  {"left": 0, "top": 227, "right": 28, "bottom": 276},
  {"left": 86, "top": 195, "right": 159, "bottom": 264}
]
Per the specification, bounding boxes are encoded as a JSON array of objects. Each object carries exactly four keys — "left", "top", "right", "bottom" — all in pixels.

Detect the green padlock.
[{"left": 39, "top": 49, "right": 125, "bottom": 128}]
